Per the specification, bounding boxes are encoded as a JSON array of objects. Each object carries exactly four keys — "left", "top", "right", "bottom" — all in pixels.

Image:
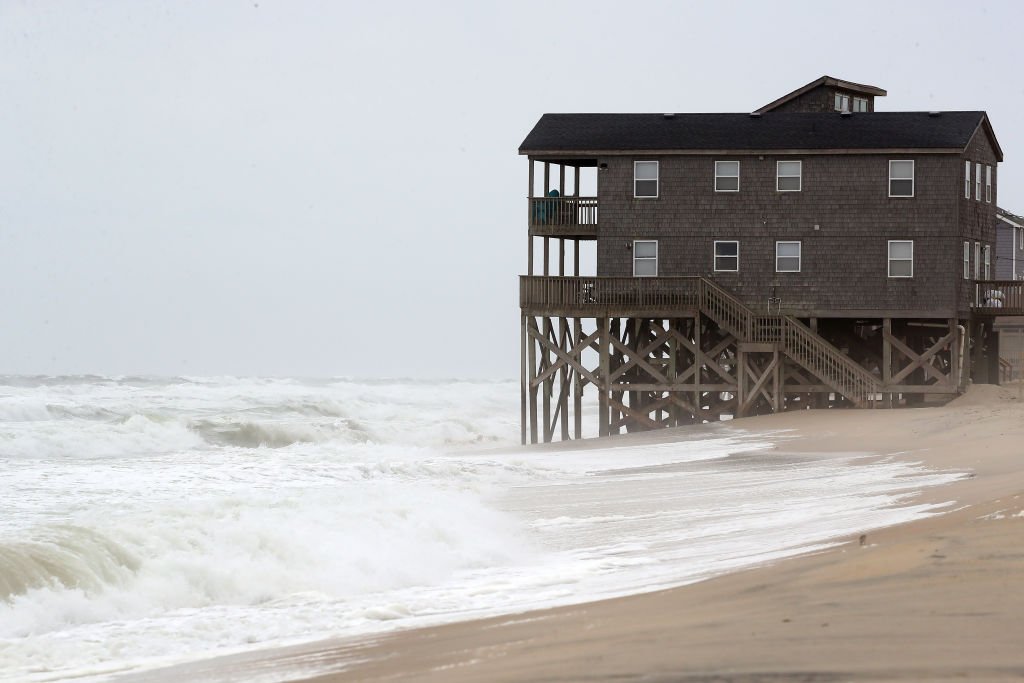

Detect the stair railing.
[{"left": 698, "top": 279, "right": 879, "bottom": 406}]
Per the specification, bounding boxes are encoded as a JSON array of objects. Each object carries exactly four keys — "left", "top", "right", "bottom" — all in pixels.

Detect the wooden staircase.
[{"left": 698, "top": 279, "right": 880, "bottom": 407}]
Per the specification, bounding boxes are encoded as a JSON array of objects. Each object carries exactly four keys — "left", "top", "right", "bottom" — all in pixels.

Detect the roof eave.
[
  {"left": 520, "top": 147, "right": 965, "bottom": 157},
  {"left": 982, "top": 114, "right": 1004, "bottom": 162}
]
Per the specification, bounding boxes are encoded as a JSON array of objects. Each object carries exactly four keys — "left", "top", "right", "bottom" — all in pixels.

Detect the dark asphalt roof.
[{"left": 519, "top": 111, "right": 997, "bottom": 157}]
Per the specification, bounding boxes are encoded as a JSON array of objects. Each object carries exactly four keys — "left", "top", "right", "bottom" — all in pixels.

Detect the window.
[
  {"left": 777, "top": 160, "right": 802, "bottom": 192},
  {"left": 634, "top": 161, "right": 659, "bottom": 198},
  {"left": 714, "top": 240, "right": 739, "bottom": 272},
  {"left": 888, "top": 240, "right": 913, "bottom": 278},
  {"left": 965, "top": 160, "right": 971, "bottom": 199},
  {"left": 975, "top": 241, "right": 981, "bottom": 279},
  {"left": 834, "top": 93, "right": 850, "bottom": 112},
  {"left": 986, "top": 165, "right": 992, "bottom": 203},
  {"left": 715, "top": 161, "right": 739, "bottom": 192},
  {"left": 976, "top": 162, "right": 982, "bottom": 200},
  {"left": 963, "top": 241, "right": 970, "bottom": 279},
  {"left": 852, "top": 97, "right": 868, "bottom": 113},
  {"left": 984, "top": 244, "right": 991, "bottom": 279},
  {"left": 889, "top": 160, "right": 914, "bottom": 197},
  {"left": 776, "top": 241, "right": 801, "bottom": 272},
  {"left": 1019, "top": 227, "right": 1024, "bottom": 251},
  {"left": 633, "top": 240, "right": 657, "bottom": 276}
]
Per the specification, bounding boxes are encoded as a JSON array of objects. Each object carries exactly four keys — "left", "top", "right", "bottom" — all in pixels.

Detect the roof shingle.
[{"left": 519, "top": 111, "right": 993, "bottom": 157}]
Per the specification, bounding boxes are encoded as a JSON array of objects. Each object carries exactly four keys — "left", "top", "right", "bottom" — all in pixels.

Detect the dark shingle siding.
[
  {"left": 594, "top": 152, "right": 962, "bottom": 315},
  {"left": 520, "top": 112, "right": 986, "bottom": 154}
]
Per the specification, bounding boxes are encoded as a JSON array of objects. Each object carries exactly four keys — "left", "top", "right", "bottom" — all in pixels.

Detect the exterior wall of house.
[
  {"left": 995, "top": 219, "right": 1024, "bottom": 280},
  {"left": 595, "top": 151, "right": 960, "bottom": 316},
  {"left": 958, "top": 128, "right": 1000, "bottom": 308},
  {"left": 769, "top": 85, "right": 875, "bottom": 113}
]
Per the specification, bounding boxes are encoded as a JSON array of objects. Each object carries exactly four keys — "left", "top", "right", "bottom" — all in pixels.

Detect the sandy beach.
[{"left": 121, "top": 384, "right": 1024, "bottom": 683}]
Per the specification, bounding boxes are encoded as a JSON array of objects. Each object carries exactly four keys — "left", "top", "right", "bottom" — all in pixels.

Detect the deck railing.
[
  {"left": 528, "top": 196, "right": 598, "bottom": 230},
  {"left": 520, "top": 276, "right": 700, "bottom": 312},
  {"left": 973, "top": 280, "right": 1024, "bottom": 313}
]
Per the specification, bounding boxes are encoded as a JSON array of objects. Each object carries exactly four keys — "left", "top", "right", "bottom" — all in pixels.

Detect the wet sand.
[{"left": 126, "top": 384, "right": 1024, "bottom": 683}]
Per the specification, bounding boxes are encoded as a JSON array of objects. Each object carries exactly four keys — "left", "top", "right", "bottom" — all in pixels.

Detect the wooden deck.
[
  {"left": 972, "top": 280, "right": 1024, "bottom": 316},
  {"left": 520, "top": 276, "right": 699, "bottom": 317},
  {"left": 528, "top": 197, "right": 598, "bottom": 238}
]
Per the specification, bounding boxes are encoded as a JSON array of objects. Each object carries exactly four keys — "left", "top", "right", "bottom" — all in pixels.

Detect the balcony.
[
  {"left": 520, "top": 276, "right": 700, "bottom": 317},
  {"left": 528, "top": 196, "right": 598, "bottom": 238},
  {"left": 972, "top": 280, "right": 1024, "bottom": 316}
]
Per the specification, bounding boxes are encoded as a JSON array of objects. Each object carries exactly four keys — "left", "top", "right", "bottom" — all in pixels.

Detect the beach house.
[{"left": 519, "top": 76, "right": 1019, "bottom": 443}]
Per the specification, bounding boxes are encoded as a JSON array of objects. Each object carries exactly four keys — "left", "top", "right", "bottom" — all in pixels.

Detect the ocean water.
[{"left": 0, "top": 376, "right": 963, "bottom": 682}]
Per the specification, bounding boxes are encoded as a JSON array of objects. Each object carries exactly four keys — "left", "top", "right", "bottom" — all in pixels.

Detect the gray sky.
[{"left": 2, "top": 0, "right": 1023, "bottom": 379}]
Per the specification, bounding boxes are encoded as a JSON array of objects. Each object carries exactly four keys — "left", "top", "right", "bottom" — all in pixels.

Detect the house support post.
[
  {"left": 542, "top": 315, "right": 552, "bottom": 443},
  {"left": 598, "top": 317, "right": 610, "bottom": 437},
  {"left": 948, "top": 318, "right": 961, "bottom": 391},
  {"left": 527, "top": 316, "right": 539, "bottom": 444},
  {"left": 988, "top": 321, "right": 1000, "bottom": 385},
  {"left": 882, "top": 318, "right": 893, "bottom": 407},
  {"left": 520, "top": 314, "right": 528, "bottom": 445},
  {"left": 558, "top": 316, "right": 570, "bottom": 441},
  {"left": 573, "top": 317, "right": 583, "bottom": 440},
  {"left": 736, "top": 347, "right": 748, "bottom": 418}
]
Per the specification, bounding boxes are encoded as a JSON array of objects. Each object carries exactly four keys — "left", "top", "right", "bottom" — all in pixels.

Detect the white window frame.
[
  {"left": 714, "top": 161, "right": 740, "bottom": 192},
  {"left": 963, "top": 241, "right": 971, "bottom": 279},
  {"left": 964, "top": 160, "right": 971, "bottom": 199},
  {"left": 633, "top": 161, "right": 659, "bottom": 199},
  {"left": 975, "top": 241, "right": 981, "bottom": 279},
  {"left": 632, "top": 239, "right": 658, "bottom": 276},
  {"left": 852, "top": 97, "right": 868, "bottom": 113},
  {"left": 1019, "top": 227, "right": 1024, "bottom": 251},
  {"left": 776, "top": 160, "right": 802, "bottom": 192},
  {"left": 976, "top": 162, "right": 982, "bottom": 201},
  {"left": 713, "top": 240, "right": 739, "bottom": 272},
  {"left": 986, "top": 165, "right": 992, "bottom": 203},
  {"left": 888, "top": 240, "right": 914, "bottom": 278},
  {"left": 834, "top": 92, "right": 850, "bottom": 112},
  {"left": 888, "top": 160, "right": 914, "bottom": 198},
  {"left": 984, "top": 244, "right": 991, "bottom": 279},
  {"left": 775, "top": 241, "right": 802, "bottom": 273}
]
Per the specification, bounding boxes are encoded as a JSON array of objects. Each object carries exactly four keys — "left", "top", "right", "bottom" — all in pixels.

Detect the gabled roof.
[
  {"left": 756, "top": 75, "right": 886, "bottom": 113},
  {"left": 520, "top": 111, "right": 998, "bottom": 159}
]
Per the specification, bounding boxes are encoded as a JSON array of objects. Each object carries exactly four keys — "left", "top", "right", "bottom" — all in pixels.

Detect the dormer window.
[
  {"left": 834, "top": 92, "right": 850, "bottom": 112},
  {"left": 852, "top": 97, "right": 868, "bottom": 113}
]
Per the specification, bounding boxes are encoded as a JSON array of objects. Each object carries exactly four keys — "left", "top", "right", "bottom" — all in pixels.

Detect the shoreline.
[{"left": 120, "top": 384, "right": 1024, "bottom": 683}]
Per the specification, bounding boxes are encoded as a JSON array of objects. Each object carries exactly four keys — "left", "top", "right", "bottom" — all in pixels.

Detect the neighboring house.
[
  {"left": 995, "top": 207, "right": 1024, "bottom": 280},
  {"left": 518, "top": 76, "right": 1014, "bottom": 443},
  {"left": 994, "top": 207, "right": 1024, "bottom": 380}
]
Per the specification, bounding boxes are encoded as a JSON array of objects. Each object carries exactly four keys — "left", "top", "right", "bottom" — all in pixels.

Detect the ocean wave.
[
  {"left": 0, "top": 477, "right": 534, "bottom": 640},
  {"left": 0, "top": 526, "right": 139, "bottom": 602},
  {"left": 189, "top": 418, "right": 369, "bottom": 448},
  {"left": 0, "top": 414, "right": 204, "bottom": 459}
]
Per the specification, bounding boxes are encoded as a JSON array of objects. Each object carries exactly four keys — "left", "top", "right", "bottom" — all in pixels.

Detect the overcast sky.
[{"left": 2, "top": 0, "right": 1023, "bottom": 379}]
